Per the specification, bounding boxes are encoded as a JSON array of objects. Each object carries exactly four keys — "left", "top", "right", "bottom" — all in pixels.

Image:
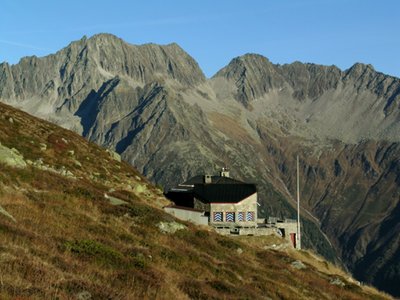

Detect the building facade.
[
  {"left": 164, "top": 169, "right": 300, "bottom": 249},
  {"left": 208, "top": 194, "right": 257, "bottom": 228},
  {"left": 164, "top": 170, "right": 258, "bottom": 228}
]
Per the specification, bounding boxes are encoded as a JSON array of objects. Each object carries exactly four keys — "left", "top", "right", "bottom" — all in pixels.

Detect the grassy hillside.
[{"left": 0, "top": 102, "right": 390, "bottom": 299}]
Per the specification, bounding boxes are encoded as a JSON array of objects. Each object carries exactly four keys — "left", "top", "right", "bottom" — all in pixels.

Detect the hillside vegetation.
[{"left": 0, "top": 104, "right": 390, "bottom": 299}]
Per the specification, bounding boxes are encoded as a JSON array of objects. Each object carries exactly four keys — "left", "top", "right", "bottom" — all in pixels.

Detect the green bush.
[
  {"left": 128, "top": 203, "right": 152, "bottom": 217},
  {"left": 216, "top": 237, "right": 241, "bottom": 250},
  {"left": 64, "top": 239, "right": 124, "bottom": 268},
  {"left": 210, "top": 280, "right": 232, "bottom": 293},
  {"left": 132, "top": 254, "right": 148, "bottom": 269}
]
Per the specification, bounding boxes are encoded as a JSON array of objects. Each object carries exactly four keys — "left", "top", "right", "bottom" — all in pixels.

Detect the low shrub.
[
  {"left": 63, "top": 239, "right": 124, "bottom": 268},
  {"left": 216, "top": 237, "right": 241, "bottom": 250}
]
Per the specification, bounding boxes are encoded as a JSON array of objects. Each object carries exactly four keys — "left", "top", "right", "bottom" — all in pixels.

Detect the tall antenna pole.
[{"left": 296, "top": 155, "right": 301, "bottom": 249}]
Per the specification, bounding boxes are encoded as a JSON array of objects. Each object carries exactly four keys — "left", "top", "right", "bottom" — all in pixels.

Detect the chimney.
[
  {"left": 204, "top": 174, "right": 212, "bottom": 184},
  {"left": 220, "top": 167, "right": 230, "bottom": 178}
]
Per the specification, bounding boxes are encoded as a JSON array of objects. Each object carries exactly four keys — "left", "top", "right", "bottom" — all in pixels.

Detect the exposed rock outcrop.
[
  {"left": 0, "top": 143, "right": 27, "bottom": 168},
  {"left": 157, "top": 221, "right": 187, "bottom": 234}
]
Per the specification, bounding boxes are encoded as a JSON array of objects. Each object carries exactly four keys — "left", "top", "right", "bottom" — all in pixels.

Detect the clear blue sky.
[{"left": 1, "top": 0, "right": 399, "bottom": 78}]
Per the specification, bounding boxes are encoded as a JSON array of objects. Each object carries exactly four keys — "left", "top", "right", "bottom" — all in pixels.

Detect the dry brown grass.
[{"left": 208, "top": 112, "right": 258, "bottom": 146}]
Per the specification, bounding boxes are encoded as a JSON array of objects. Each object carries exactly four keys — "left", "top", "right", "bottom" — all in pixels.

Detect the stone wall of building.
[
  {"left": 209, "top": 193, "right": 258, "bottom": 227},
  {"left": 215, "top": 226, "right": 277, "bottom": 236},
  {"left": 163, "top": 206, "right": 209, "bottom": 226}
]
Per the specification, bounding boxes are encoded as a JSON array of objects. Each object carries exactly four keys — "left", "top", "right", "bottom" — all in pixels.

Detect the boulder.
[
  {"left": 134, "top": 184, "right": 147, "bottom": 194},
  {"left": 157, "top": 221, "right": 186, "bottom": 234},
  {"left": 0, "top": 143, "right": 27, "bottom": 168},
  {"left": 76, "top": 291, "right": 92, "bottom": 300},
  {"left": 330, "top": 278, "right": 346, "bottom": 287},
  {"left": 106, "top": 149, "right": 121, "bottom": 162},
  {"left": 291, "top": 260, "right": 307, "bottom": 270},
  {"left": 39, "top": 143, "right": 47, "bottom": 151}
]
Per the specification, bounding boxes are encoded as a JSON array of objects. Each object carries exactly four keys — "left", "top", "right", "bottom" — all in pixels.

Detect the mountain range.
[{"left": 1, "top": 33, "right": 399, "bottom": 296}]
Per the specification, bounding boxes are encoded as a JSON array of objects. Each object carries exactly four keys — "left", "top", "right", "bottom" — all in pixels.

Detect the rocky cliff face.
[
  {"left": 0, "top": 34, "right": 205, "bottom": 131},
  {"left": 212, "top": 54, "right": 400, "bottom": 143},
  {"left": 1, "top": 34, "right": 400, "bottom": 296}
]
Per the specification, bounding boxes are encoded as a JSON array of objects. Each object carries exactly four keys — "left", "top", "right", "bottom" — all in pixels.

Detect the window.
[
  {"left": 246, "top": 211, "right": 255, "bottom": 221},
  {"left": 238, "top": 212, "right": 245, "bottom": 222},
  {"left": 213, "top": 212, "right": 223, "bottom": 222},
  {"left": 226, "top": 212, "right": 235, "bottom": 222}
]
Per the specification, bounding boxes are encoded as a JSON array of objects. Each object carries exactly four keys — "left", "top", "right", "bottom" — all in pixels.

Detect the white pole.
[{"left": 297, "top": 155, "right": 301, "bottom": 249}]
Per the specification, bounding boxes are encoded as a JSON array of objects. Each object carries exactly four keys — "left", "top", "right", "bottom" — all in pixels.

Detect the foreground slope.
[
  {"left": 0, "top": 102, "right": 390, "bottom": 299},
  {"left": 1, "top": 34, "right": 400, "bottom": 296}
]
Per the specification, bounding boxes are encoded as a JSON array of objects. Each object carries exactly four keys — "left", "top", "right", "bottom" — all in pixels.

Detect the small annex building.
[{"left": 164, "top": 169, "right": 258, "bottom": 229}]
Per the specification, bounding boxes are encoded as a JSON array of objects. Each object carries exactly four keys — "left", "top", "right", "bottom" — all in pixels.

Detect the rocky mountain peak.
[
  {"left": 213, "top": 53, "right": 285, "bottom": 105},
  {"left": 278, "top": 62, "right": 343, "bottom": 100},
  {"left": 344, "top": 62, "right": 376, "bottom": 80},
  {"left": 80, "top": 33, "right": 206, "bottom": 87},
  {"left": 0, "top": 34, "right": 207, "bottom": 132},
  {"left": 214, "top": 53, "right": 275, "bottom": 80},
  {"left": 341, "top": 62, "right": 400, "bottom": 115},
  {"left": 347, "top": 62, "right": 375, "bottom": 73}
]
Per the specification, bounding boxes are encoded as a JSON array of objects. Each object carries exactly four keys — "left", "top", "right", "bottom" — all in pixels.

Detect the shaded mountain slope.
[
  {"left": 0, "top": 102, "right": 390, "bottom": 299},
  {"left": 273, "top": 140, "right": 400, "bottom": 296},
  {"left": 1, "top": 34, "right": 400, "bottom": 296}
]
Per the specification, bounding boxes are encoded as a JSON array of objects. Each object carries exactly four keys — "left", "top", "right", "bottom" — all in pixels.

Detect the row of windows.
[{"left": 213, "top": 211, "right": 255, "bottom": 222}]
